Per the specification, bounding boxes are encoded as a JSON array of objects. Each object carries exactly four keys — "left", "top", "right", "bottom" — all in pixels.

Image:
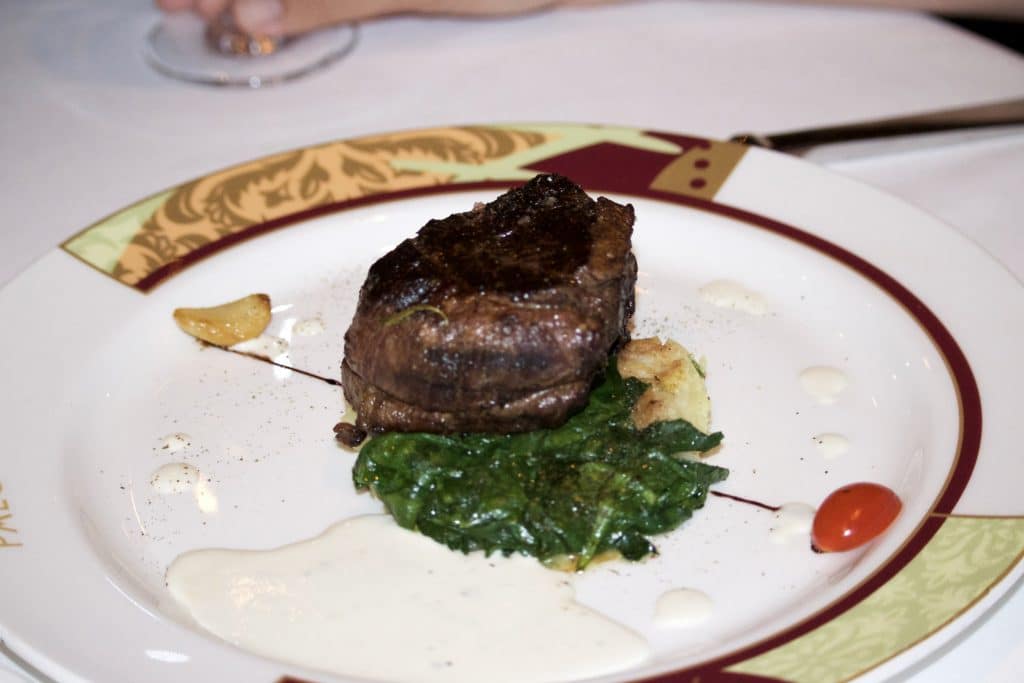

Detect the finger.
[
  {"left": 233, "top": 0, "right": 585, "bottom": 37},
  {"left": 155, "top": 0, "right": 197, "bottom": 11},
  {"left": 392, "top": 0, "right": 592, "bottom": 18},
  {"left": 234, "top": 0, "right": 404, "bottom": 36},
  {"left": 196, "top": 0, "right": 232, "bottom": 20},
  {"left": 426, "top": 0, "right": 559, "bottom": 14}
]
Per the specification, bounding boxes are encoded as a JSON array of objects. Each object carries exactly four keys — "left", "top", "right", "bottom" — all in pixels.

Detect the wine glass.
[{"left": 144, "top": 10, "right": 359, "bottom": 87}]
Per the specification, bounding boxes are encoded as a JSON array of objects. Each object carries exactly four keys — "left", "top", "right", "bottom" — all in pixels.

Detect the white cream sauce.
[
  {"left": 798, "top": 366, "right": 848, "bottom": 404},
  {"left": 166, "top": 515, "right": 649, "bottom": 683},
  {"left": 150, "top": 463, "right": 200, "bottom": 495},
  {"left": 150, "top": 463, "right": 218, "bottom": 513},
  {"left": 698, "top": 280, "right": 768, "bottom": 316},
  {"left": 653, "top": 588, "right": 713, "bottom": 628},
  {"left": 812, "top": 433, "right": 850, "bottom": 459},
  {"left": 193, "top": 478, "right": 219, "bottom": 514},
  {"left": 293, "top": 317, "right": 325, "bottom": 336},
  {"left": 232, "top": 335, "right": 290, "bottom": 358},
  {"left": 768, "top": 503, "right": 816, "bottom": 544}
]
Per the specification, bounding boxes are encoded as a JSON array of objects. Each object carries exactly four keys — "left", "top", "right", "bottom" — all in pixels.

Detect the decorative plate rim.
[{"left": 2, "top": 122, "right": 1020, "bottom": 683}]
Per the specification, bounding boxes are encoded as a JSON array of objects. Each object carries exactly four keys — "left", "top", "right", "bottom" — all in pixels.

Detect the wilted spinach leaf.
[{"left": 352, "top": 361, "right": 726, "bottom": 569}]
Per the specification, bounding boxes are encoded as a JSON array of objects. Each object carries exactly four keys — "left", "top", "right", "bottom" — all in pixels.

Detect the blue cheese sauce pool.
[{"left": 166, "top": 515, "right": 650, "bottom": 683}]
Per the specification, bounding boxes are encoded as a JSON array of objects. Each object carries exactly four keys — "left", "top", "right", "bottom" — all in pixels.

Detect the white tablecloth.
[{"left": 1, "top": 0, "right": 1022, "bottom": 680}]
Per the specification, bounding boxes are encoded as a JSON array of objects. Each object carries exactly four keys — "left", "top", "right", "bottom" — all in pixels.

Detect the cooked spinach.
[{"left": 352, "top": 361, "right": 726, "bottom": 569}]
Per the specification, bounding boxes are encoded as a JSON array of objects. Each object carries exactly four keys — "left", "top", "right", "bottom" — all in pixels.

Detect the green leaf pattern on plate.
[
  {"left": 63, "top": 190, "right": 173, "bottom": 274},
  {"left": 727, "top": 516, "right": 1024, "bottom": 683}
]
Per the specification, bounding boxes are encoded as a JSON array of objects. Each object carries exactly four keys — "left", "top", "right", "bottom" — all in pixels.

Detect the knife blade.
[{"left": 730, "top": 97, "right": 1024, "bottom": 157}]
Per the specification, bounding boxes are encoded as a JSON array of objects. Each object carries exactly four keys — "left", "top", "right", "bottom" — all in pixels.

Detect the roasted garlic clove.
[
  {"left": 173, "top": 294, "right": 272, "bottom": 346},
  {"left": 618, "top": 336, "right": 711, "bottom": 433}
]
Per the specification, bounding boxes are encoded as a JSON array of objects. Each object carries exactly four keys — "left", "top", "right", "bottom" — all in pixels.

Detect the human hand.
[{"left": 156, "top": 0, "right": 592, "bottom": 37}]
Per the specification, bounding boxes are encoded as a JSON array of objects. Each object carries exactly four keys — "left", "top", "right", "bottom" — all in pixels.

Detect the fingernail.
[{"left": 235, "top": 0, "right": 284, "bottom": 34}]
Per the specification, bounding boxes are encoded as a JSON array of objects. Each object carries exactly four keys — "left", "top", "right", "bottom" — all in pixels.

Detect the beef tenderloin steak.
[{"left": 342, "top": 174, "right": 637, "bottom": 434}]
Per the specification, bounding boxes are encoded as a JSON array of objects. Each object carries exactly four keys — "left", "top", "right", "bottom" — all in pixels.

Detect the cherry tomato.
[{"left": 812, "top": 482, "right": 902, "bottom": 553}]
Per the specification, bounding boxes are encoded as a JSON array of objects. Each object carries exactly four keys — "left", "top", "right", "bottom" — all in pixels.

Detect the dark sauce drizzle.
[
  {"left": 206, "top": 343, "right": 368, "bottom": 446},
  {"left": 710, "top": 490, "right": 780, "bottom": 512},
  {"left": 710, "top": 491, "right": 818, "bottom": 553},
  {"left": 222, "top": 347, "right": 342, "bottom": 386}
]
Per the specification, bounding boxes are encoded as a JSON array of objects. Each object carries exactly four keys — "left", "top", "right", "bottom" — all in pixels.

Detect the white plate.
[{"left": 1, "top": 124, "right": 1021, "bottom": 683}]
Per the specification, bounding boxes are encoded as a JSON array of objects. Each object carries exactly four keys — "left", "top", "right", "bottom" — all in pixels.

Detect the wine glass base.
[{"left": 144, "top": 14, "right": 358, "bottom": 87}]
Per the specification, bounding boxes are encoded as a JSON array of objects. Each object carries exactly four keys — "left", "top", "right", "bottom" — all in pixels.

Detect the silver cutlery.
[{"left": 730, "top": 97, "right": 1024, "bottom": 156}]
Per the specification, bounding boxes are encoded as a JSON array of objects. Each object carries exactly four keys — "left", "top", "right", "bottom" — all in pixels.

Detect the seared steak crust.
[{"left": 342, "top": 174, "right": 637, "bottom": 434}]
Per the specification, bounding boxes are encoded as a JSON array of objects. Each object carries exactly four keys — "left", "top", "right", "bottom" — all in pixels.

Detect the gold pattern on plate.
[
  {"left": 0, "top": 482, "right": 22, "bottom": 548},
  {"left": 61, "top": 125, "right": 747, "bottom": 290},
  {"left": 649, "top": 140, "right": 747, "bottom": 200},
  {"left": 114, "top": 126, "right": 547, "bottom": 287},
  {"left": 62, "top": 126, "right": 551, "bottom": 289}
]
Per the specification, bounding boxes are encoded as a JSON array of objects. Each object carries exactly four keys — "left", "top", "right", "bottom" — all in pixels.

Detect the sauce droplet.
[
  {"left": 232, "top": 335, "right": 290, "bottom": 359},
  {"left": 159, "top": 433, "right": 193, "bottom": 453},
  {"left": 150, "top": 462, "right": 201, "bottom": 495},
  {"left": 294, "top": 317, "right": 325, "bottom": 336},
  {"left": 799, "top": 366, "right": 848, "bottom": 405},
  {"left": 698, "top": 280, "right": 769, "bottom": 316},
  {"left": 812, "top": 482, "right": 901, "bottom": 553},
  {"left": 769, "top": 503, "right": 816, "bottom": 544},
  {"left": 812, "top": 433, "right": 850, "bottom": 459}
]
